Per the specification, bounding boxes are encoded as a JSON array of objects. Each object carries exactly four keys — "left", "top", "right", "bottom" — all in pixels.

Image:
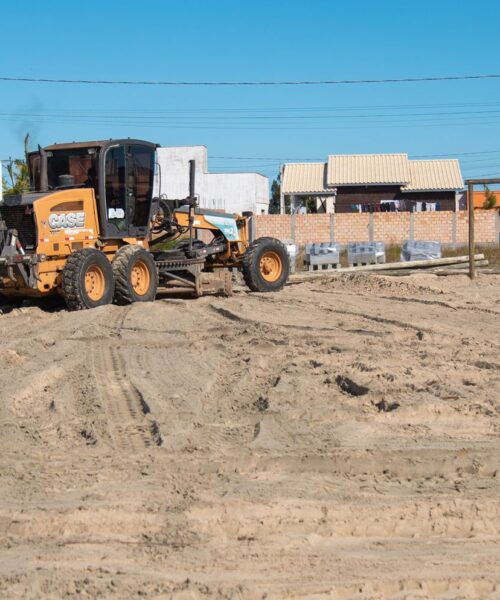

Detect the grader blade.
[{"left": 196, "top": 271, "right": 233, "bottom": 297}]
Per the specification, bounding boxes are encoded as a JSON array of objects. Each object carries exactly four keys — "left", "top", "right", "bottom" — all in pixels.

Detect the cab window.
[
  {"left": 127, "top": 145, "right": 155, "bottom": 227},
  {"left": 104, "top": 146, "right": 126, "bottom": 231},
  {"left": 45, "top": 148, "right": 98, "bottom": 193}
]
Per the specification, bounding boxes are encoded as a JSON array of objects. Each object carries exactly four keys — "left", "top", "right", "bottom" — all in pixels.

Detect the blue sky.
[{"left": 1, "top": 0, "right": 500, "bottom": 183}]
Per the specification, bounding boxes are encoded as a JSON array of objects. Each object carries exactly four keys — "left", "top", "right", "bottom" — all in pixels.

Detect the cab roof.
[{"left": 43, "top": 139, "right": 159, "bottom": 151}]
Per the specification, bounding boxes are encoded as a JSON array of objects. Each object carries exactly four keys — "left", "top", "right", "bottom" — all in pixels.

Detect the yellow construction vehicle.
[{"left": 0, "top": 139, "right": 289, "bottom": 310}]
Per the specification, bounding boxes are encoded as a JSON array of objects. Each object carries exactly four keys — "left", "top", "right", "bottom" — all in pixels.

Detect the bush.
[{"left": 483, "top": 186, "right": 497, "bottom": 210}]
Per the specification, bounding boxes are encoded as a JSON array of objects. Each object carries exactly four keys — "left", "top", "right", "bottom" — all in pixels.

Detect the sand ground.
[{"left": 0, "top": 272, "right": 499, "bottom": 599}]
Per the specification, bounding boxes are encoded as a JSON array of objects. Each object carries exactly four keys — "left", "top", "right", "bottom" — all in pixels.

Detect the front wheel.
[
  {"left": 242, "top": 237, "right": 289, "bottom": 292},
  {"left": 62, "top": 248, "right": 115, "bottom": 311},
  {"left": 112, "top": 245, "right": 158, "bottom": 305}
]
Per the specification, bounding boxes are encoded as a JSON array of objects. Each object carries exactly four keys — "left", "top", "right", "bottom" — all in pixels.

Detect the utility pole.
[{"left": 468, "top": 180, "right": 475, "bottom": 280}]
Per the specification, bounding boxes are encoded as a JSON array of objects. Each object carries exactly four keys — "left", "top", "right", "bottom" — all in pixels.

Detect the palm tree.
[{"left": 2, "top": 134, "right": 31, "bottom": 196}]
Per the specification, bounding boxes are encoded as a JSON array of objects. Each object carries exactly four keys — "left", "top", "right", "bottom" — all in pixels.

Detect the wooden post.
[{"left": 468, "top": 181, "right": 475, "bottom": 280}]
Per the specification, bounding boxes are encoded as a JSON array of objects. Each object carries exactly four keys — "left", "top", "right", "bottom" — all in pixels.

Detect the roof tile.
[
  {"left": 402, "top": 159, "right": 463, "bottom": 191},
  {"left": 282, "top": 162, "right": 327, "bottom": 193},
  {"left": 327, "top": 153, "right": 410, "bottom": 186}
]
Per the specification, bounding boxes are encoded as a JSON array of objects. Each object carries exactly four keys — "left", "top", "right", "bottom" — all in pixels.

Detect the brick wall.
[
  {"left": 334, "top": 214, "right": 370, "bottom": 244},
  {"left": 254, "top": 211, "right": 499, "bottom": 246},
  {"left": 254, "top": 215, "right": 292, "bottom": 240},
  {"left": 295, "top": 214, "right": 331, "bottom": 244},
  {"left": 373, "top": 213, "right": 410, "bottom": 244},
  {"left": 414, "top": 212, "right": 454, "bottom": 244}
]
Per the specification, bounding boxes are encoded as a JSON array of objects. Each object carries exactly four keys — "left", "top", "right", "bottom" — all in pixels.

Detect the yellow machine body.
[
  {"left": 1, "top": 188, "right": 145, "bottom": 297},
  {"left": 0, "top": 190, "right": 251, "bottom": 298},
  {"left": 173, "top": 208, "right": 250, "bottom": 265}
]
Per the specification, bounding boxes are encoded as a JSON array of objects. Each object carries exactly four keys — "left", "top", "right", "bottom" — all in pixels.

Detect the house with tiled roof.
[{"left": 280, "top": 153, "right": 464, "bottom": 213}]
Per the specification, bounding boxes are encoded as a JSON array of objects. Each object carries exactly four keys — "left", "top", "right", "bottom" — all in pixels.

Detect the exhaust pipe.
[
  {"left": 189, "top": 159, "right": 196, "bottom": 200},
  {"left": 40, "top": 146, "right": 49, "bottom": 192}
]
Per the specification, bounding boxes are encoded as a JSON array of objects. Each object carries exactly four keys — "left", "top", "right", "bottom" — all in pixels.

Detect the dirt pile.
[{"left": 1, "top": 273, "right": 499, "bottom": 598}]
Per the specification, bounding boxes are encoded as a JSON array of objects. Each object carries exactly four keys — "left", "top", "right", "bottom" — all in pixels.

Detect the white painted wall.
[{"left": 155, "top": 146, "right": 269, "bottom": 214}]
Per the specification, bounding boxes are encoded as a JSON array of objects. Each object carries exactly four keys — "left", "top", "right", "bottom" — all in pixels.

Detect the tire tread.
[
  {"left": 242, "top": 237, "right": 289, "bottom": 292},
  {"left": 112, "top": 245, "right": 158, "bottom": 305},
  {"left": 62, "top": 248, "right": 114, "bottom": 311}
]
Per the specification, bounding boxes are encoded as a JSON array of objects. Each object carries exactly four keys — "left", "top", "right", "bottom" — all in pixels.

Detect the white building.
[{"left": 155, "top": 146, "right": 269, "bottom": 214}]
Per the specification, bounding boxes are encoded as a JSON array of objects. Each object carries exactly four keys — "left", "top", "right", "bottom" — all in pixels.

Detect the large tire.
[
  {"left": 62, "top": 248, "right": 115, "bottom": 311},
  {"left": 242, "top": 237, "right": 289, "bottom": 292},
  {"left": 112, "top": 245, "right": 158, "bottom": 305}
]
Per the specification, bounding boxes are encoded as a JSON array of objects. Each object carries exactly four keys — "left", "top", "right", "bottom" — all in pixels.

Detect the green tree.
[
  {"left": 303, "top": 196, "right": 318, "bottom": 213},
  {"left": 2, "top": 134, "right": 30, "bottom": 196},
  {"left": 269, "top": 174, "right": 291, "bottom": 214},
  {"left": 483, "top": 185, "right": 497, "bottom": 209},
  {"left": 269, "top": 177, "right": 281, "bottom": 214}
]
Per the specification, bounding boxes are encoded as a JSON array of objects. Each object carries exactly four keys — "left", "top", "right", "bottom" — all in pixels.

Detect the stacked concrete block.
[
  {"left": 347, "top": 242, "right": 386, "bottom": 266},
  {"left": 401, "top": 240, "right": 442, "bottom": 261},
  {"left": 305, "top": 242, "right": 340, "bottom": 272}
]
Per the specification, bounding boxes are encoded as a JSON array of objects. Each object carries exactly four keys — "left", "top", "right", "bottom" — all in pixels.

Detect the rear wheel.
[
  {"left": 112, "top": 245, "right": 158, "bottom": 305},
  {"left": 62, "top": 248, "right": 115, "bottom": 311},
  {"left": 242, "top": 237, "right": 289, "bottom": 292}
]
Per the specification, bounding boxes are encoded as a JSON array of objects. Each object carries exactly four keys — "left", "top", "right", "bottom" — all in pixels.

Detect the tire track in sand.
[{"left": 90, "top": 306, "right": 162, "bottom": 452}]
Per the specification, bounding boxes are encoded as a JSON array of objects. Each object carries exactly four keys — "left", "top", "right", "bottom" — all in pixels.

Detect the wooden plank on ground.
[
  {"left": 380, "top": 260, "right": 489, "bottom": 276},
  {"left": 335, "top": 254, "right": 485, "bottom": 273},
  {"left": 289, "top": 254, "right": 486, "bottom": 283}
]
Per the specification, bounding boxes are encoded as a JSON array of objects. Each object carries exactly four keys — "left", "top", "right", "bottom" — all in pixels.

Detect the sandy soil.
[{"left": 0, "top": 272, "right": 499, "bottom": 599}]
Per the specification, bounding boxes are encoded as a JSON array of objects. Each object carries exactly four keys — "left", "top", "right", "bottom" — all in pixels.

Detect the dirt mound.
[{"left": 320, "top": 271, "right": 430, "bottom": 293}]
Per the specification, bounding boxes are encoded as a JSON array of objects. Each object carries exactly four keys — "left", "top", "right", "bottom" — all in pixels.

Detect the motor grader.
[{"left": 0, "top": 139, "right": 289, "bottom": 310}]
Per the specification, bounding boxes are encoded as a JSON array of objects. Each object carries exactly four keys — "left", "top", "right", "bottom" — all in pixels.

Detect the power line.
[
  {"left": 2, "top": 150, "right": 500, "bottom": 163},
  {"left": 2, "top": 116, "right": 500, "bottom": 131},
  {"left": 471, "top": 172, "right": 500, "bottom": 176},
  {"left": 211, "top": 165, "right": 279, "bottom": 170},
  {"left": 214, "top": 150, "right": 500, "bottom": 162},
  {"left": 413, "top": 149, "right": 500, "bottom": 158},
  {"left": 212, "top": 156, "right": 322, "bottom": 161},
  {"left": 4, "top": 99, "right": 500, "bottom": 114},
  {"left": 2, "top": 73, "right": 500, "bottom": 86},
  {"left": 5, "top": 108, "right": 500, "bottom": 121}
]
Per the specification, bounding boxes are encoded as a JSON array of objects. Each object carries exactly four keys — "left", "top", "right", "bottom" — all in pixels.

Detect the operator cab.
[{"left": 27, "top": 139, "right": 158, "bottom": 239}]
